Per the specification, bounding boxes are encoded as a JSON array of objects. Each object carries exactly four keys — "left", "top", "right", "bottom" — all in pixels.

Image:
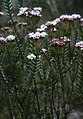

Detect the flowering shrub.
[{"left": 0, "top": 0, "right": 83, "bottom": 119}]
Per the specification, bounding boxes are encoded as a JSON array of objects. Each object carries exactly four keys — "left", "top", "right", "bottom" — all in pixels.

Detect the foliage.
[{"left": 0, "top": 0, "right": 83, "bottom": 119}]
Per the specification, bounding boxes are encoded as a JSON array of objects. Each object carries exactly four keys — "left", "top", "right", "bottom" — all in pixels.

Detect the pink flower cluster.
[{"left": 51, "top": 37, "right": 71, "bottom": 47}]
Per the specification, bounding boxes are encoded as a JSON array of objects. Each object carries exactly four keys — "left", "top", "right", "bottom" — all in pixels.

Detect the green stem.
[{"left": 34, "top": 79, "right": 41, "bottom": 119}]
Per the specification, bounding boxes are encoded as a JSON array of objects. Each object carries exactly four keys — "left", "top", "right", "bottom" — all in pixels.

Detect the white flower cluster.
[
  {"left": 75, "top": 41, "right": 83, "bottom": 50},
  {"left": 6, "top": 35, "right": 15, "bottom": 42},
  {"left": 36, "top": 24, "right": 47, "bottom": 32},
  {"left": 45, "top": 18, "right": 60, "bottom": 27},
  {"left": 17, "top": 7, "right": 28, "bottom": 16},
  {"left": 28, "top": 10, "right": 41, "bottom": 17},
  {"left": 36, "top": 19, "right": 60, "bottom": 32},
  {"left": 17, "top": 7, "right": 42, "bottom": 17},
  {"left": 35, "top": 14, "right": 81, "bottom": 35},
  {"left": 28, "top": 31, "right": 48, "bottom": 40},
  {"left": 27, "top": 53, "right": 36, "bottom": 60},
  {"left": 60, "top": 36, "right": 71, "bottom": 42},
  {"left": 60, "top": 14, "right": 81, "bottom": 21},
  {"left": 27, "top": 53, "right": 42, "bottom": 60},
  {"left": 0, "top": 35, "right": 15, "bottom": 43}
]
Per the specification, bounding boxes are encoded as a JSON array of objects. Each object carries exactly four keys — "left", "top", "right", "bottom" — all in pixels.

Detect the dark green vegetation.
[{"left": 0, "top": 0, "right": 83, "bottom": 119}]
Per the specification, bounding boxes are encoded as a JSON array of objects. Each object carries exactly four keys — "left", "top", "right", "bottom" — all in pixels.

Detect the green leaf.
[
  {"left": 17, "top": 0, "right": 24, "bottom": 9},
  {"left": 3, "top": 0, "right": 14, "bottom": 18}
]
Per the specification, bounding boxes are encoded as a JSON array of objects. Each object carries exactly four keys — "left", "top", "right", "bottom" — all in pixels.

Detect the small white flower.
[
  {"left": 36, "top": 24, "right": 47, "bottom": 32},
  {"left": 81, "top": 18, "right": 83, "bottom": 22},
  {"left": 45, "top": 21, "right": 53, "bottom": 26},
  {"left": 52, "top": 18, "right": 60, "bottom": 25},
  {"left": 53, "top": 28, "right": 57, "bottom": 32},
  {"left": 35, "top": 32, "right": 41, "bottom": 36},
  {"left": 29, "top": 10, "right": 42, "bottom": 17},
  {"left": 60, "top": 14, "right": 81, "bottom": 21},
  {"left": 81, "top": 18, "right": 83, "bottom": 25},
  {"left": 33, "top": 7, "right": 42, "bottom": 12},
  {"left": 28, "top": 31, "right": 47, "bottom": 40},
  {"left": 40, "top": 32, "right": 48, "bottom": 38},
  {"left": 75, "top": 41, "right": 83, "bottom": 45},
  {"left": 72, "top": 14, "right": 81, "bottom": 19},
  {"left": 36, "top": 28, "right": 44, "bottom": 32},
  {"left": 60, "top": 36, "right": 71, "bottom": 43},
  {"left": 33, "top": 32, "right": 41, "bottom": 39},
  {"left": 60, "top": 15, "right": 73, "bottom": 21},
  {"left": 17, "top": 7, "right": 28, "bottom": 16},
  {"left": 75, "top": 41, "right": 83, "bottom": 50},
  {"left": 28, "top": 32, "right": 35, "bottom": 38},
  {"left": 41, "top": 24, "right": 47, "bottom": 29},
  {"left": 27, "top": 53, "right": 36, "bottom": 60},
  {"left": 41, "top": 48, "right": 47, "bottom": 53},
  {"left": 45, "top": 18, "right": 60, "bottom": 27},
  {"left": 38, "top": 55, "right": 42, "bottom": 60},
  {"left": 63, "top": 36, "right": 71, "bottom": 42},
  {"left": 6, "top": 35, "right": 15, "bottom": 42},
  {"left": 60, "top": 15, "right": 68, "bottom": 20},
  {"left": 0, "top": 36, "right": 6, "bottom": 43}
]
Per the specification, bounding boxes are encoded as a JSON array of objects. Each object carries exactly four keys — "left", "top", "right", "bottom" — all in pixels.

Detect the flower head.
[
  {"left": 60, "top": 15, "right": 73, "bottom": 21},
  {"left": 28, "top": 31, "right": 47, "bottom": 40},
  {"left": 36, "top": 24, "right": 47, "bottom": 32},
  {"left": 52, "top": 18, "right": 60, "bottom": 26},
  {"left": 17, "top": 7, "right": 42, "bottom": 17},
  {"left": 75, "top": 41, "right": 83, "bottom": 50},
  {"left": 81, "top": 18, "right": 83, "bottom": 22},
  {"left": 51, "top": 38, "right": 65, "bottom": 47},
  {"left": 6, "top": 35, "right": 15, "bottom": 42},
  {"left": 61, "top": 36, "right": 71, "bottom": 43},
  {"left": 0, "top": 36, "right": 6, "bottom": 43},
  {"left": 27, "top": 53, "right": 36, "bottom": 60},
  {"left": 60, "top": 14, "right": 81, "bottom": 22},
  {"left": 28, "top": 10, "right": 42, "bottom": 17},
  {"left": 33, "top": 7, "right": 42, "bottom": 12},
  {"left": 17, "top": 7, "right": 28, "bottom": 16},
  {"left": 45, "top": 19, "right": 60, "bottom": 27},
  {"left": 41, "top": 48, "right": 47, "bottom": 53},
  {"left": 71, "top": 14, "right": 81, "bottom": 20}
]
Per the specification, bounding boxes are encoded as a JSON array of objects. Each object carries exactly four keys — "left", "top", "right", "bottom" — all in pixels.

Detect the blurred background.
[
  {"left": 0, "top": 0, "right": 83, "bottom": 24},
  {"left": 26, "top": 0, "right": 83, "bottom": 22}
]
